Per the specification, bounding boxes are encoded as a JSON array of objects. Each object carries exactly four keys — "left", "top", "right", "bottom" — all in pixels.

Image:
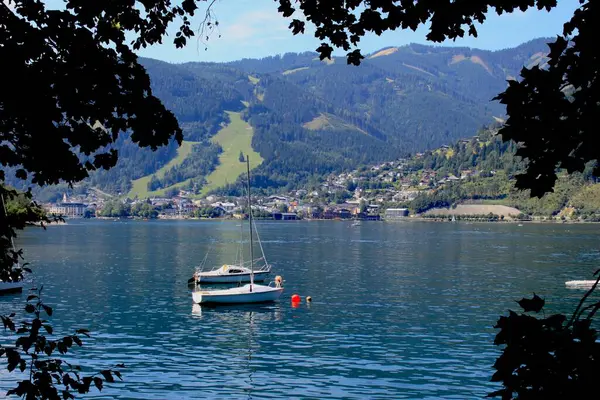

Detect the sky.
[
  {"left": 32, "top": 0, "right": 582, "bottom": 63},
  {"left": 136, "top": 0, "right": 582, "bottom": 63}
]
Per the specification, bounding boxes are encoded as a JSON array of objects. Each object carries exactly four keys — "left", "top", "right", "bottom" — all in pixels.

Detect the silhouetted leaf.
[
  {"left": 82, "top": 376, "right": 93, "bottom": 392},
  {"left": 93, "top": 377, "right": 103, "bottom": 391},
  {"left": 42, "top": 304, "right": 53, "bottom": 316},
  {"left": 100, "top": 370, "right": 114, "bottom": 383},
  {"left": 517, "top": 293, "right": 545, "bottom": 313},
  {"left": 57, "top": 342, "right": 67, "bottom": 354},
  {"left": 76, "top": 328, "right": 90, "bottom": 337},
  {"left": 1, "top": 315, "right": 16, "bottom": 331}
]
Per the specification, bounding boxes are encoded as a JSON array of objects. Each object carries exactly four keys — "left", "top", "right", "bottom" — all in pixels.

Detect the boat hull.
[
  {"left": 192, "top": 284, "right": 283, "bottom": 304},
  {"left": 565, "top": 280, "right": 597, "bottom": 289},
  {"left": 0, "top": 281, "right": 24, "bottom": 295},
  {"left": 195, "top": 270, "right": 270, "bottom": 284}
]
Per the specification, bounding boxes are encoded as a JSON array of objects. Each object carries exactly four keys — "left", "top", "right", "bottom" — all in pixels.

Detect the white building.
[
  {"left": 211, "top": 202, "right": 236, "bottom": 212},
  {"left": 385, "top": 208, "right": 409, "bottom": 219},
  {"left": 268, "top": 196, "right": 289, "bottom": 204},
  {"left": 47, "top": 202, "right": 87, "bottom": 218}
]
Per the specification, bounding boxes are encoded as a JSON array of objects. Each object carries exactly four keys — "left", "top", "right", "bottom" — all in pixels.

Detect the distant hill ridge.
[{"left": 16, "top": 38, "right": 555, "bottom": 200}]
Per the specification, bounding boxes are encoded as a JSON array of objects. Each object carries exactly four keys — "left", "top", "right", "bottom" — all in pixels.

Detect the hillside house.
[
  {"left": 268, "top": 195, "right": 289, "bottom": 205},
  {"left": 177, "top": 202, "right": 195, "bottom": 215},
  {"left": 385, "top": 208, "right": 409, "bottom": 219},
  {"left": 460, "top": 170, "right": 474, "bottom": 179},
  {"left": 212, "top": 206, "right": 227, "bottom": 216},
  {"left": 211, "top": 202, "right": 236, "bottom": 212},
  {"left": 160, "top": 207, "right": 177, "bottom": 216},
  {"left": 150, "top": 198, "right": 171, "bottom": 207},
  {"left": 356, "top": 213, "right": 381, "bottom": 221},
  {"left": 273, "top": 212, "right": 298, "bottom": 220},
  {"left": 336, "top": 208, "right": 352, "bottom": 219}
]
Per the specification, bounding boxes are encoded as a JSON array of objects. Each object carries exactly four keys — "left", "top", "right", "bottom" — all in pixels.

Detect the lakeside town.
[
  {"left": 44, "top": 153, "right": 522, "bottom": 222},
  {"left": 43, "top": 131, "right": 600, "bottom": 224},
  {"left": 43, "top": 156, "right": 445, "bottom": 221},
  {"left": 45, "top": 187, "right": 408, "bottom": 221}
]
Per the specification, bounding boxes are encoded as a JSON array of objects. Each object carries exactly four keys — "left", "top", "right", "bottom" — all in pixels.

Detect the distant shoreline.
[
  {"left": 65, "top": 216, "right": 598, "bottom": 224},
  {"left": 410, "top": 217, "right": 593, "bottom": 224}
]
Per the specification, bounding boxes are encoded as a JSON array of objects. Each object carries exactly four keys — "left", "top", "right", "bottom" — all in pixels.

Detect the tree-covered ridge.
[
  {"left": 6, "top": 39, "right": 554, "bottom": 198},
  {"left": 116, "top": 39, "right": 558, "bottom": 195},
  {"left": 141, "top": 59, "right": 251, "bottom": 140},
  {"left": 195, "top": 39, "right": 551, "bottom": 194},
  {"left": 394, "top": 129, "right": 599, "bottom": 218},
  {"left": 146, "top": 142, "right": 222, "bottom": 192}
]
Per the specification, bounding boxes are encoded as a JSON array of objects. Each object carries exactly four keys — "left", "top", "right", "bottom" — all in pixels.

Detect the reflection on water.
[
  {"left": 1, "top": 220, "right": 598, "bottom": 399},
  {"left": 191, "top": 304, "right": 284, "bottom": 322}
]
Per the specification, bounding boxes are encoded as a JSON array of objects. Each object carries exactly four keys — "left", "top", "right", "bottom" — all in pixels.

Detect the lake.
[{"left": 1, "top": 220, "right": 598, "bottom": 399}]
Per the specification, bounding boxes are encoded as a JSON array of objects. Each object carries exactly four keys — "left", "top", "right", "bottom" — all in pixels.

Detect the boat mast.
[
  {"left": 239, "top": 215, "right": 244, "bottom": 268},
  {"left": 246, "top": 156, "right": 254, "bottom": 292}
]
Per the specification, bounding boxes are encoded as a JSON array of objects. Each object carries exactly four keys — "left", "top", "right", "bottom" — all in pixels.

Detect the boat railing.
[
  {"left": 239, "top": 257, "right": 270, "bottom": 271},
  {"left": 197, "top": 258, "right": 270, "bottom": 272}
]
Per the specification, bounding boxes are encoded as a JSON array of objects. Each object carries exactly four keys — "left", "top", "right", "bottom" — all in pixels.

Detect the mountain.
[{"left": 14, "top": 38, "right": 554, "bottom": 200}]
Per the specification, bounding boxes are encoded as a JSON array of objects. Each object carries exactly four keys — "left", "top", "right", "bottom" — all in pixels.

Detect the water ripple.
[{"left": 1, "top": 220, "right": 598, "bottom": 399}]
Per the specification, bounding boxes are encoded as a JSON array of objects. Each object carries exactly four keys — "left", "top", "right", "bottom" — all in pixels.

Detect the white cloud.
[{"left": 220, "top": 9, "right": 290, "bottom": 44}]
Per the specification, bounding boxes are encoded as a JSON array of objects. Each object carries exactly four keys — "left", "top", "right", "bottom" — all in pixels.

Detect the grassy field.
[
  {"left": 303, "top": 114, "right": 333, "bottom": 130},
  {"left": 125, "top": 111, "right": 261, "bottom": 198},
  {"left": 424, "top": 204, "right": 521, "bottom": 217},
  {"left": 303, "top": 113, "right": 369, "bottom": 135},
  {"left": 128, "top": 140, "right": 199, "bottom": 198},
  {"left": 282, "top": 67, "right": 309, "bottom": 75},
  {"left": 465, "top": 199, "right": 512, "bottom": 206},
  {"left": 199, "top": 111, "right": 263, "bottom": 197}
]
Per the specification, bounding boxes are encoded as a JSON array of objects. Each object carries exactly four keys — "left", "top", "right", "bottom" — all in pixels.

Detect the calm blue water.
[{"left": 1, "top": 220, "right": 599, "bottom": 399}]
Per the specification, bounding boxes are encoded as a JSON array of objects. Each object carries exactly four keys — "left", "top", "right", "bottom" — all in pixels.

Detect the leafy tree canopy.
[{"left": 0, "top": 0, "right": 200, "bottom": 186}]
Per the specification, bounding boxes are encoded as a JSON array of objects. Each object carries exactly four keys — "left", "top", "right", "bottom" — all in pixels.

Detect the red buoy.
[{"left": 291, "top": 294, "right": 301, "bottom": 303}]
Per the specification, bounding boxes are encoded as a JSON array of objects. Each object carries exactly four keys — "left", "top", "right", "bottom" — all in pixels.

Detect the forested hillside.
[
  {"left": 399, "top": 129, "right": 599, "bottom": 218},
  {"left": 13, "top": 38, "right": 555, "bottom": 198}
]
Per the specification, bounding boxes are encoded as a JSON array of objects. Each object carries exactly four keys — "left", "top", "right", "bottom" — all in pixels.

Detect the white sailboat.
[
  {"left": 565, "top": 280, "right": 598, "bottom": 289},
  {"left": 191, "top": 157, "right": 284, "bottom": 305},
  {"left": 191, "top": 263, "right": 271, "bottom": 284},
  {"left": 0, "top": 281, "right": 23, "bottom": 295},
  {"left": 189, "top": 222, "right": 271, "bottom": 284}
]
